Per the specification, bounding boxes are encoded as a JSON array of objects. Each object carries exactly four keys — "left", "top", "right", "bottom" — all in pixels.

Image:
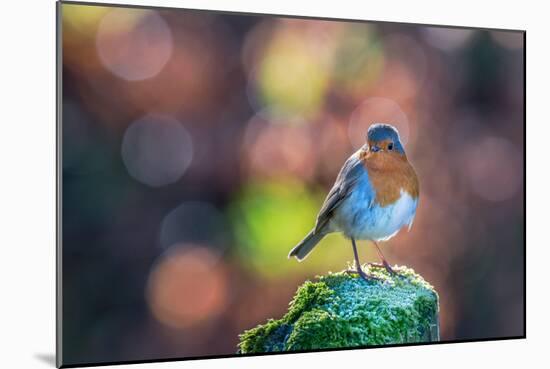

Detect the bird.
[{"left": 288, "top": 123, "right": 419, "bottom": 281}]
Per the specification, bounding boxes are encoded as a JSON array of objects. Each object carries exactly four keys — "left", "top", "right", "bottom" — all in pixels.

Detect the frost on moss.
[{"left": 238, "top": 265, "right": 439, "bottom": 353}]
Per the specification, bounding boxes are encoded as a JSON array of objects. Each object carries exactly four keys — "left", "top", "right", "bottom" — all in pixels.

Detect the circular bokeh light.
[
  {"left": 96, "top": 8, "right": 173, "bottom": 81},
  {"left": 121, "top": 114, "right": 193, "bottom": 187},
  {"left": 242, "top": 115, "right": 316, "bottom": 180},
  {"left": 146, "top": 246, "right": 227, "bottom": 329}
]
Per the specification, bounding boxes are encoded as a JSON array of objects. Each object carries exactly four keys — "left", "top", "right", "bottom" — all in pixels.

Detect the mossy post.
[{"left": 238, "top": 265, "right": 439, "bottom": 353}]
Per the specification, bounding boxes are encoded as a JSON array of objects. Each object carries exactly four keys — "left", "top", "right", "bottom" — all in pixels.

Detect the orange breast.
[{"left": 360, "top": 149, "right": 419, "bottom": 207}]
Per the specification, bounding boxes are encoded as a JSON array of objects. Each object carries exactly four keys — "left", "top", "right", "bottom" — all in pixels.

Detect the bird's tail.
[{"left": 288, "top": 230, "right": 325, "bottom": 261}]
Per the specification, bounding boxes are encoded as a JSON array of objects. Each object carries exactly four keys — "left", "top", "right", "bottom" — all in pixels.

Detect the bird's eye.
[{"left": 388, "top": 143, "right": 394, "bottom": 151}]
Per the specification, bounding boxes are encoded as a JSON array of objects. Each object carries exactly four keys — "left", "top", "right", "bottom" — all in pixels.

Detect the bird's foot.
[
  {"left": 368, "top": 261, "right": 398, "bottom": 276},
  {"left": 345, "top": 267, "right": 382, "bottom": 282}
]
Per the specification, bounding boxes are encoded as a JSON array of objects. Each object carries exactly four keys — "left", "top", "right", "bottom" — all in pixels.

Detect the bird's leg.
[
  {"left": 345, "top": 238, "right": 380, "bottom": 281},
  {"left": 370, "top": 240, "right": 397, "bottom": 276}
]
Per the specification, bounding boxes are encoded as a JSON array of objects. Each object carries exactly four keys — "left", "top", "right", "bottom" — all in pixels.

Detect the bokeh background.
[{"left": 60, "top": 3, "right": 525, "bottom": 366}]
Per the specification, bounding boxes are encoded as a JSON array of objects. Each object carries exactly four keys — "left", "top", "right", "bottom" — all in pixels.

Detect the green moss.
[{"left": 238, "top": 265, "right": 439, "bottom": 353}]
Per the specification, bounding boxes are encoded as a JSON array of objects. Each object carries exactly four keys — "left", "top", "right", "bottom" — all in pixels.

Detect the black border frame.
[{"left": 56, "top": 1, "right": 527, "bottom": 367}]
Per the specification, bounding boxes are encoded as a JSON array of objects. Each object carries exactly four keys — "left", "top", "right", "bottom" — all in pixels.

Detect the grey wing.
[{"left": 314, "top": 151, "right": 365, "bottom": 233}]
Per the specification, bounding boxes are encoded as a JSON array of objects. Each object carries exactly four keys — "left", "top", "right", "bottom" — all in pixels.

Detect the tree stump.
[{"left": 238, "top": 265, "right": 439, "bottom": 353}]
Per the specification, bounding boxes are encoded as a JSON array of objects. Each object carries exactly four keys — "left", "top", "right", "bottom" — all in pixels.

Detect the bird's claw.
[
  {"left": 345, "top": 267, "right": 382, "bottom": 282},
  {"left": 368, "top": 262, "right": 398, "bottom": 276}
]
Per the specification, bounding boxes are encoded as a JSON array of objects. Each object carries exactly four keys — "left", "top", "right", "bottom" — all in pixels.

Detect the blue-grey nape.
[{"left": 367, "top": 123, "right": 405, "bottom": 153}]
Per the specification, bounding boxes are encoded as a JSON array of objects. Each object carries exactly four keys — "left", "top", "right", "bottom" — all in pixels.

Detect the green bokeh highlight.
[{"left": 257, "top": 35, "right": 330, "bottom": 120}]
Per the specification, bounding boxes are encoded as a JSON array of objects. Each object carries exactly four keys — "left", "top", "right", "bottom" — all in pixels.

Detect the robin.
[{"left": 288, "top": 123, "right": 419, "bottom": 281}]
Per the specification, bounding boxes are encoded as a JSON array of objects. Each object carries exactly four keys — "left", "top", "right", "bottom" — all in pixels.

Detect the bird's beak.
[{"left": 371, "top": 145, "right": 380, "bottom": 153}]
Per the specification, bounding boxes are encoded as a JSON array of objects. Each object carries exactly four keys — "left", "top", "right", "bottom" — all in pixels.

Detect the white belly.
[{"left": 332, "top": 187, "right": 418, "bottom": 241}]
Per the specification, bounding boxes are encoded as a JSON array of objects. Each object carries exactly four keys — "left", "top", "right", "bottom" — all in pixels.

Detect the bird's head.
[{"left": 366, "top": 123, "right": 406, "bottom": 156}]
